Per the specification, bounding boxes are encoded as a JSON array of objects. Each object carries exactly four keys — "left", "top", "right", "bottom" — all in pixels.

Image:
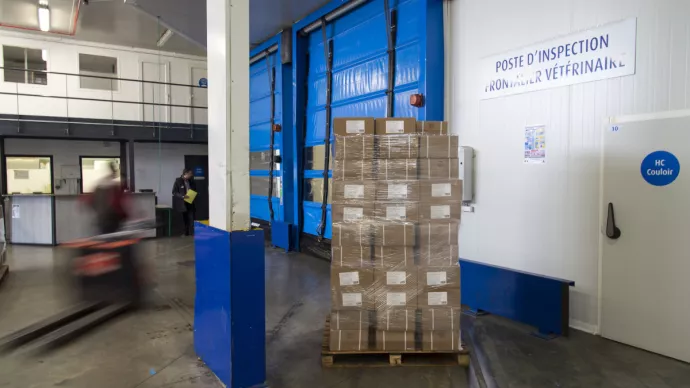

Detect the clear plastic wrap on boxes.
[
  {"left": 376, "top": 135, "right": 419, "bottom": 159},
  {"left": 334, "top": 135, "right": 375, "bottom": 160}
]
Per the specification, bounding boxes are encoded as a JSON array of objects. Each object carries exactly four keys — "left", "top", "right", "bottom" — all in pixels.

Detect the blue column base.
[
  {"left": 193, "top": 222, "right": 266, "bottom": 388},
  {"left": 531, "top": 330, "right": 559, "bottom": 340}
]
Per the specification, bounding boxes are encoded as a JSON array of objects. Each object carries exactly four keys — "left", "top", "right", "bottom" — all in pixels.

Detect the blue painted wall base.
[
  {"left": 270, "top": 221, "right": 291, "bottom": 251},
  {"left": 460, "top": 259, "right": 575, "bottom": 337},
  {"left": 194, "top": 223, "right": 266, "bottom": 388}
]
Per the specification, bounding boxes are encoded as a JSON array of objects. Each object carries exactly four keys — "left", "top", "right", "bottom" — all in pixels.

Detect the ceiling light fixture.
[
  {"left": 38, "top": 0, "right": 51, "bottom": 32},
  {"left": 157, "top": 29, "right": 173, "bottom": 47}
]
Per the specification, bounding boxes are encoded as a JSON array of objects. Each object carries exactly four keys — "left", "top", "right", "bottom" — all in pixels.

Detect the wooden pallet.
[{"left": 322, "top": 316, "right": 469, "bottom": 367}]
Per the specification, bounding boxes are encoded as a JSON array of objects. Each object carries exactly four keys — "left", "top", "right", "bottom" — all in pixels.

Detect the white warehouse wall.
[
  {"left": 0, "top": 30, "right": 206, "bottom": 124},
  {"left": 448, "top": 0, "right": 690, "bottom": 333},
  {"left": 134, "top": 142, "right": 208, "bottom": 207},
  {"left": 4, "top": 139, "right": 207, "bottom": 205}
]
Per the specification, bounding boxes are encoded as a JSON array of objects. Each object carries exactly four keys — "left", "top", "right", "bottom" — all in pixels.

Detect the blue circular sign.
[
  {"left": 640, "top": 151, "right": 680, "bottom": 186},
  {"left": 198, "top": 78, "right": 208, "bottom": 88}
]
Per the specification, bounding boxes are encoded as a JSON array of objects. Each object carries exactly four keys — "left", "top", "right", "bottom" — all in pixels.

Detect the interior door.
[
  {"left": 142, "top": 62, "right": 170, "bottom": 123},
  {"left": 185, "top": 155, "right": 209, "bottom": 221},
  {"left": 601, "top": 113, "right": 690, "bottom": 362},
  {"left": 191, "top": 67, "right": 208, "bottom": 125}
]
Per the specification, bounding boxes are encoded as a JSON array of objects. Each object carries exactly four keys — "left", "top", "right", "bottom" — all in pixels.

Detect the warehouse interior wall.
[{"left": 448, "top": 0, "right": 690, "bottom": 333}]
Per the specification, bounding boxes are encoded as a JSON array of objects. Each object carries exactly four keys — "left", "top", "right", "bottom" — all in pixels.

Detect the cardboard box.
[
  {"left": 375, "top": 181, "right": 420, "bottom": 201},
  {"left": 332, "top": 203, "right": 375, "bottom": 222},
  {"left": 331, "top": 266, "right": 375, "bottom": 290},
  {"left": 372, "top": 245, "right": 414, "bottom": 268},
  {"left": 418, "top": 222, "right": 460, "bottom": 248},
  {"left": 330, "top": 329, "right": 370, "bottom": 351},
  {"left": 376, "top": 159, "right": 418, "bottom": 180},
  {"left": 335, "top": 135, "right": 375, "bottom": 160},
  {"left": 418, "top": 290, "right": 461, "bottom": 308},
  {"left": 418, "top": 245, "right": 459, "bottom": 267},
  {"left": 419, "top": 202, "right": 462, "bottom": 221},
  {"left": 417, "top": 266, "right": 461, "bottom": 290},
  {"left": 333, "top": 160, "right": 375, "bottom": 181},
  {"left": 374, "top": 202, "right": 419, "bottom": 222},
  {"left": 374, "top": 266, "right": 419, "bottom": 288},
  {"left": 331, "top": 181, "right": 376, "bottom": 202},
  {"left": 372, "top": 222, "right": 416, "bottom": 246},
  {"left": 332, "top": 222, "right": 373, "bottom": 246},
  {"left": 421, "top": 330, "right": 460, "bottom": 351},
  {"left": 375, "top": 117, "right": 416, "bottom": 135},
  {"left": 332, "top": 245, "right": 373, "bottom": 267},
  {"left": 419, "top": 180, "right": 463, "bottom": 203},
  {"left": 331, "top": 310, "right": 372, "bottom": 330},
  {"left": 332, "top": 290, "right": 376, "bottom": 310},
  {"left": 376, "top": 308, "right": 416, "bottom": 331},
  {"left": 419, "top": 159, "right": 459, "bottom": 180},
  {"left": 376, "top": 135, "right": 419, "bottom": 159},
  {"left": 333, "top": 117, "right": 375, "bottom": 136},
  {"left": 376, "top": 330, "right": 416, "bottom": 351},
  {"left": 374, "top": 286, "right": 418, "bottom": 310},
  {"left": 416, "top": 121, "right": 450, "bottom": 135},
  {"left": 419, "top": 135, "right": 459, "bottom": 158},
  {"left": 420, "top": 308, "right": 461, "bottom": 331}
]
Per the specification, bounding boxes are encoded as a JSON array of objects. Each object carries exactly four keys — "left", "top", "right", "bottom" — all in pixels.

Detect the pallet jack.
[{"left": 0, "top": 220, "right": 154, "bottom": 353}]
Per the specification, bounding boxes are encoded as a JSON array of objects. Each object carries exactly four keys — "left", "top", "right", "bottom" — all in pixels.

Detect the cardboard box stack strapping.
[{"left": 330, "top": 117, "right": 462, "bottom": 352}]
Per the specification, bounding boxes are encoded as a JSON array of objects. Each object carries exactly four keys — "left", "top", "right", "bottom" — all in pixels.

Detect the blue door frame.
[{"left": 291, "top": 0, "right": 445, "bottom": 251}]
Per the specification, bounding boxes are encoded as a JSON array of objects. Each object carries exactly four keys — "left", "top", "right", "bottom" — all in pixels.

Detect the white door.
[
  {"left": 601, "top": 112, "right": 690, "bottom": 362},
  {"left": 191, "top": 67, "right": 208, "bottom": 125},
  {"left": 141, "top": 62, "right": 170, "bottom": 122}
]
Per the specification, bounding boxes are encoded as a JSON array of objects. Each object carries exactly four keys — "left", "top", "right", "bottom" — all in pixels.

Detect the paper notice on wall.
[
  {"left": 428, "top": 292, "right": 448, "bottom": 306},
  {"left": 386, "top": 271, "right": 407, "bottom": 285},
  {"left": 524, "top": 125, "right": 546, "bottom": 164},
  {"left": 346, "top": 120, "right": 366, "bottom": 134},
  {"left": 427, "top": 272, "right": 448, "bottom": 286},
  {"left": 343, "top": 207, "right": 364, "bottom": 221},
  {"left": 11, "top": 204, "right": 19, "bottom": 219},
  {"left": 342, "top": 293, "right": 363, "bottom": 307},
  {"left": 339, "top": 272, "right": 360, "bottom": 286},
  {"left": 387, "top": 292, "right": 407, "bottom": 306},
  {"left": 344, "top": 184, "right": 364, "bottom": 199}
]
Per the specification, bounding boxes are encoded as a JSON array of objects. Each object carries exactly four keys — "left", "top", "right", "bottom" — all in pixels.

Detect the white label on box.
[
  {"left": 387, "top": 184, "right": 408, "bottom": 199},
  {"left": 339, "top": 271, "right": 360, "bottom": 286},
  {"left": 386, "top": 206, "right": 406, "bottom": 220},
  {"left": 427, "top": 272, "right": 447, "bottom": 286},
  {"left": 428, "top": 292, "right": 448, "bottom": 306},
  {"left": 343, "top": 293, "right": 363, "bottom": 307},
  {"left": 386, "top": 271, "right": 407, "bottom": 285},
  {"left": 346, "top": 120, "right": 366, "bottom": 134},
  {"left": 431, "top": 183, "right": 452, "bottom": 197},
  {"left": 387, "top": 292, "right": 407, "bottom": 306},
  {"left": 386, "top": 120, "right": 405, "bottom": 134},
  {"left": 343, "top": 207, "right": 364, "bottom": 221},
  {"left": 344, "top": 184, "right": 364, "bottom": 199},
  {"left": 430, "top": 205, "right": 451, "bottom": 219}
]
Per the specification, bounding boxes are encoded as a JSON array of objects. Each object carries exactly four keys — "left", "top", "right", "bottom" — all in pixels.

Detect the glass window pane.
[
  {"left": 250, "top": 176, "right": 280, "bottom": 197},
  {"left": 81, "top": 157, "right": 121, "bottom": 193},
  {"left": 250, "top": 151, "right": 273, "bottom": 171},
  {"left": 304, "top": 178, "right": 332, "bottom": 204},
  {"left": 305, "top": 145, "right": 334, "bottom": 170},
  {"left": 3, "top": 46, "right": 27, "bottom": 83},
  {"left": 25, "top": 48, "right": 47, "bottom": 85},
  {"left": 6, "top": 156, "right": 52, "bottom": 194},
  {"left": 79, "top": 53, "right": 118, "bottom": 91}
]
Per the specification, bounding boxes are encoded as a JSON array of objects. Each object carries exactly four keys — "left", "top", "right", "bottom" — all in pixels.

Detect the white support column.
[{"left": 207, "top": 0, "right": 250, "bottom": 231}]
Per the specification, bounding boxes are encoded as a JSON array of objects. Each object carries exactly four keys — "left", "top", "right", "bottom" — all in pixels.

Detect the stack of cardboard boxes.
[{"left": 329, "top": 117, "right": 461, "bottom": 352}]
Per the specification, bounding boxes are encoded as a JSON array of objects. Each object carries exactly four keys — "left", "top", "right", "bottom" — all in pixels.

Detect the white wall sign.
[{"left": 481, "top": 18, "right": 637, "bottom": 99}]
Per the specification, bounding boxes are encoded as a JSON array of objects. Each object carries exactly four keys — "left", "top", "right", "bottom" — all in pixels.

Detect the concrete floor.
[
  {"left": 1, "top": 238, "right": 689, "bottom": 387},
  {"left": 0, "top": 239, "right": 469, "bottom": 388}
]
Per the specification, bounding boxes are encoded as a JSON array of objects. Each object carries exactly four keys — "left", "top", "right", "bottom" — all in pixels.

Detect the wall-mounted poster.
[{"left": 524, "top": 125, "right": 546, "bottom": 164}]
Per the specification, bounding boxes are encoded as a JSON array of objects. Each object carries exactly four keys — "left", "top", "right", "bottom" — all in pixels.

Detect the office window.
[
  {"left": 2, "top": 46, "right": 48, "bottom": 85},
  {"left": 79, "top": 53, "right": 118, "bottom": 91},
  {"left": 81, "top": 157, "right": 121, "bottom": 193},
  {"left": 5, "top": 156, "right": 52, "bottom": 194}
]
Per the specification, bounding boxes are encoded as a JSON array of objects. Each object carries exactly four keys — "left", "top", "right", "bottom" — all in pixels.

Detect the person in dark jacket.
[
  {"left": 172, "top": 168, "right": 196, "bottom": 236},
  {"left": 83, "top": 162, "right": 129, "bottom": 234}
]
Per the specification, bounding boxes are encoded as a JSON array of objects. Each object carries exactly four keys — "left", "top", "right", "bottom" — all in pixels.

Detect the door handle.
[{"left": 606, "top": 202, "right": 621, "bottom": 239}]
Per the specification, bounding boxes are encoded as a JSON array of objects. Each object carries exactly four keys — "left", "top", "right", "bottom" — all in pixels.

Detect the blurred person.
[
  {"left": 172, "top": 168, "right": 196, "bottom": 236},
  {"left": 82, "top": 162, "right": 129, "bottom": 234}
]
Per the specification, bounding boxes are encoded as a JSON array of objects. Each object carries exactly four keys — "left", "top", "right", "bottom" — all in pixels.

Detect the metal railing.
[{"left": 0, "top": 66, "right": 208, "bottom": 130}]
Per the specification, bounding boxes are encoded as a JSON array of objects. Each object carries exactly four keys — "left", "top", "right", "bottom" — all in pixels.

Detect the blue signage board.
[
  {"left": 194, "top": 167, "right": 204, "bottom": 176},
  {"left": 198, "top": 78, "right": 208, "bottom": 88},
  {"left": 640, "top": 151, "right": 679, "bottom": 186}
]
